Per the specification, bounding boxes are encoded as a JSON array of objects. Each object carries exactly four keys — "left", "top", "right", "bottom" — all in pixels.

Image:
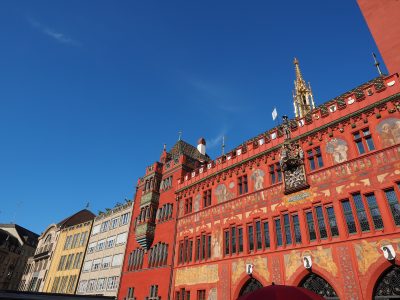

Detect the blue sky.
[{"left": 0, "top": 1, "right": 386, "bottom": 234}]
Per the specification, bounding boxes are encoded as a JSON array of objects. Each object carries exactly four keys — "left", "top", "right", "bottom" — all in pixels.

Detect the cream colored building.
[
  {"left": 19, "top": 223, "right": 59, "bottom": 292},
  {"left": 76, "top": 201, "right": 133, "bottom": 297},
  {"left": 42, "top": 209, "right": 95, "bottom": 294}
]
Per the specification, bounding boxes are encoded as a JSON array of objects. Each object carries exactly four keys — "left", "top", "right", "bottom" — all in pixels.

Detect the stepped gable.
[
  {"left": 170, "top": 139, "right": 211, "bottom": 162},
  {"left": 57, "top": 209, "right": 96, "bottom": 229}
]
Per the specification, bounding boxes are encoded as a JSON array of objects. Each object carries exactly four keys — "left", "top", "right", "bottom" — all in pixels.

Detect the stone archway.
[
  {"left": 373, "top": 265, "right": 400, "bottom": 299},
  {"left": 299, "top": 273, "right": 339, "bottom": 299},
  {"left": 238, "top": 277, "right": 263, "bottom": 297}
]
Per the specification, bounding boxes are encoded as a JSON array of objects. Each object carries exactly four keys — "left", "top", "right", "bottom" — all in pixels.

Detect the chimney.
[{"left": 197, "top": 137, "right": 206, "bottom": 155}]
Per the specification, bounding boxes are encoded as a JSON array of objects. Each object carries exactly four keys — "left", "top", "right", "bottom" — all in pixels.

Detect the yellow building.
[{"left": 43, "top": 209, "right": 95, "bottom": 294}]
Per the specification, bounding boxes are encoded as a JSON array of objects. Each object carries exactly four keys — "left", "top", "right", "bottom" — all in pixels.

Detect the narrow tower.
[{"left": 293, "top": 58, "right": 315, "bottom": 118}]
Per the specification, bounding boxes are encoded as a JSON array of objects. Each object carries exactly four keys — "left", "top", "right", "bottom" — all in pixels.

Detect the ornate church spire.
[{"left": 293, "top": 58, "right": 315, "bottom": 118}]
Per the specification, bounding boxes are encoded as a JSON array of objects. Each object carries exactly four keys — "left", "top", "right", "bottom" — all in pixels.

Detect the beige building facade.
[
  {"left": 42, "top": 209, "right": 95, "bottom": 294},
  {"left": 19, "top": 223, "right": 59, "bottom": 292},
  {"left": 76, "top": 201, "right": 133, "bottom": 297}
]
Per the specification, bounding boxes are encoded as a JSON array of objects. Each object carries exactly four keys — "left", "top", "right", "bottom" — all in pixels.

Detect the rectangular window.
[
  {"left": 231, "top": 227, "right": 237, "bottom": 254},
  {"left": 274, "top": 219, "right": 283, "bottom": 247},
  {"left": 197, "top": 290, "right": 206, "bottom": 300},
  {"left": 224, "top": 230, "right": 229, "bottom": 255},
  {"left": 238, "top": 227, "right": 243, "bottom": 253},
  {"left": 283, "top": 214, "right": 292, "bottom": 245},
  {"left": 112, "top": 254, "right": 124, "bottom": 267},
  {"left": 263, "top": 222, "right": 270, "bottom": 248},
  {"left": 306, "top": 211, "right": 316, "bottom": 241},
  {"left": 326, "top": 206, "right": 339, "bottom": 237},
  {"left": 92, "top": 259, "right": 102, "bottom": 271},
  {"left": 353, "top": 128, "right": 375, "bottom": 155},
  {"left": 64, "top": 236, "right": 72, "bottom": 250},
  {"left": 201, "top": 234, "right": 206, "bottom": 260},
  {"left": 73, "top": 252, "right": 83, "bottom": 269},
  {"left": 365, "top": 194, "right": 384, "bottom": 230},
  {"left": 315, "top": 206, "right": 328, "bottom": 239},
  {"left": 67, "top": 275, "right": 77, "bottom": 293},
  {"left": 100, "top": 220, "right": 110, "bottom": 232},
  {"left": 203, "top": 190, "right": 212, "bottom": 208},
  {"left": 82, "top": 260, "right": 92, "bottom": 272},
  {"left": 116, "top": 232, "right": 128, "bottom": 245},
  {"left": 384, "top": 187, "right": 400, "bottom": 226},
  {"left": 110, "top": 217, "right": 119, "bottom": 229},
  {"left": 292, "top": 215, "right": 302, "bottom": 244},
  {"left": 88, "top": 242, "right": 97, "bottom": 253},
  {"left": 255, "top": 221, "right": 262, "bottom": 250},
  {"left": 353, "top": 193, "right": 370, "bottom": 232},
  {"left": 71, "top": 233, "right": 80, "bottom": 248},
  {"left": 57, "top": 255, "right": 66, "bottom": 271},
  {"left": 120, "top": 213, "right": 130, "bottom": 225},
  {"left": 106, "top": 276, "right": 119, "bottom": 290},
  {"left": 107, "top": 236, "right": 116, "bottom": 248},
  {"left": 185, "top": 197, "right": 193, "bottom": 214},
  {"left": 269, "top": 164, "right": 282, "bottom": 184},
  {"left": 97, "top": 239, "right": 106, "bottom": 251},
  {"left": 248, "top": 225, "right": 254, "bottom": 251},
  {"left": 307, "top": 147, "right": 323, "bottom": 171},
  {"left": 102, "top": 256, "right": 112, "bottom": 269},
  {"left": 238, "top": 175, "right": 248, "bottom": 195},
  {"left": 92, "top": 224, "right": 101, "bottom": 235},
  {"left": 65, "top": 254, "right": 74, "bottom": 270},
  {"left": 341, "top": 200, "right": 357, "bottom": 234},
  {"left": 97, "top": 278, "right": 106, "bottom": 291},
  {"left": 79, "top": 231, "right": 88, "bottom": 247},
  {"left": 195, "top": 237, "right": 200, "bottom": 261}
]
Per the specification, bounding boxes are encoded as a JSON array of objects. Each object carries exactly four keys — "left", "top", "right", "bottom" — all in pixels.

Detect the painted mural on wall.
[
  {"left": 354, "top": 239, "right": 400, "bottom": 275},
  {"left": 310, "top": 247, "right": 338, "bottom": 277},
  {"left": 194, "top": 194, "right": 201, "bottom": 212},
  {"left": 326, "top": 138, "right": 349, "bottom": 164},
  {"left": 211, "top": 226, "right": 222, "bottom": 259},
  {"left": 271, "top": 189, "right": 314, "bottom": 212},
  {"left": 376, "top": 118, "right": 400, "bottom": 147},
  {"left": 251, "top": 169, "right": 265, "bottom": 200},
  {"left": 208, "top": 287, "right": 217, "bottom": 300},
  {"left": 284, "top": 251, "right": 302, "bottom": 280},
  {"left": 284, "top": 247, "right": 338, "bottom": 280},
  {"left": 215, "top": 183, "right": 235, "bottom": 203},
  {"left": 231, "top": 256, "right": 269, "bottom": 286},
  {"left": 354, "top": 240, "right": 381, "bottom": 275},
  {"left": 177, "top": 190, "right": 265, "bottom": 230},
  {"left": 175, "top": 264, "right": 219, "bottom": 286}
]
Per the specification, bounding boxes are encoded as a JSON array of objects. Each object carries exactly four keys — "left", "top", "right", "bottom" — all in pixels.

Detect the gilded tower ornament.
[
  {"left": 293, "top": 58, "right": 316, "bottom": 118},
  {"left": 280, "top": 115, "right": 309, "bottom": 194}
]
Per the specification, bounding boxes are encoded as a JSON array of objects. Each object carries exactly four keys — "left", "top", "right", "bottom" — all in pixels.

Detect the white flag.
[{"left": 272, "top": 107, "right": 278, "bottom": 120}]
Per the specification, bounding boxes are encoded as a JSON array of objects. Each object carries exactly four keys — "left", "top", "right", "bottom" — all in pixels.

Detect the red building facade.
[
  {"left": 357, "top": 0, "right": 400, "bottom": 74},
  {"left": 119, "top": 61, "right": 400, "bottom": 299}
]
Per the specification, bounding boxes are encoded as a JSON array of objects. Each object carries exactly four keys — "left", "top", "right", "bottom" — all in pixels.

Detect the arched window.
[
  {"left": 299, "top": 273, "right": 338, "bottom": 299},
  {"left": 373, "top": 265, "right": 400, "bottom": 299},
  {"left": 238, "top": 278, "right": 263, "bottom": 297}
]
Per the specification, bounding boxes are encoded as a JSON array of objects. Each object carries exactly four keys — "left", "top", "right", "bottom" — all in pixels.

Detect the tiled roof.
[{"left": 170, "top": 140, "right": 211, "bottom": 162}]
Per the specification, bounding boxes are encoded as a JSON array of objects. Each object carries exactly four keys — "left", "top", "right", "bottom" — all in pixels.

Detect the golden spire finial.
[
  {"left": 294, "top": 57, "right": 304, "bottom": 84},
  {"left": 292, "top": 58, "right": 315, "bottom": 118}
]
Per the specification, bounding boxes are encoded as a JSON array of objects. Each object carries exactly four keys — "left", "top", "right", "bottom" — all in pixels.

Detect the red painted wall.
[
  {"left": 119, "top": 74, "right": 400, "bottom": 300},
  {"left": 357, "top": 0, "right": 400, "bottom": 74}
]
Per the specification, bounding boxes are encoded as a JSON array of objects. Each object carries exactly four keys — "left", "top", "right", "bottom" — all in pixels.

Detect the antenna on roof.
[
  {"left": 86, "top": 202, "right": 90, "bottom": 209},
  {"left": 178, "top": 130, "right": 182, "bottom": 141},
  {"left": 222, "top": 135, "right": 226, "bottom": 156},
  {"left": 372, "top": 52, "right": 383, "bottom": 76}
]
